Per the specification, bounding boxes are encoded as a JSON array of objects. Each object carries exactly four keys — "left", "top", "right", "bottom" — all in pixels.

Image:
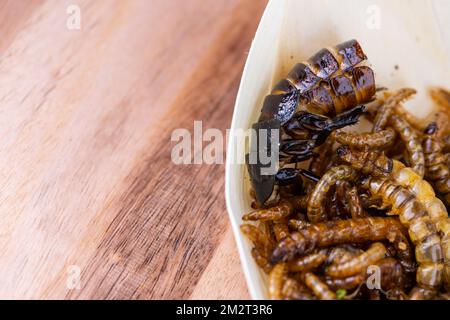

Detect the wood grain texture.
[{"left": 0, "top": 0, "right": 267, "bottom": 299}]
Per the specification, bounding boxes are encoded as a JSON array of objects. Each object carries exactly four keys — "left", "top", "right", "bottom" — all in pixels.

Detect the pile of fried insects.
[{"left": 241, "top": 39, "right": 450, "bottom": 300}]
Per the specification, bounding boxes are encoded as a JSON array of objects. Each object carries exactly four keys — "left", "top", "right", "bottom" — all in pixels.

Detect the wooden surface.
[{"left": 0, "top": 0, "right": 267, "bottom": 299}]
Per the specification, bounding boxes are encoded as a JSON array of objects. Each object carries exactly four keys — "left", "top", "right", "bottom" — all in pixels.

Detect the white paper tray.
[{"left": 225, "top": 0, "right": 450, "bottom": 299}]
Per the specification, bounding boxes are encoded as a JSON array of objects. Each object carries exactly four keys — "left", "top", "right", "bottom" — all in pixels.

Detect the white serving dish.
[{"left": 225, "top": 0, "right": 450, "bottom": 299}]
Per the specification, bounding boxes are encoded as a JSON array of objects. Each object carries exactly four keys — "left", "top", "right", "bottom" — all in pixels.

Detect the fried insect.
[
  {"left": 333, "top": 128, "right": 396, "bottom": 150},
  {"left": 288, "top": 195, "right": 309, "bottom": 212},
  {"left": 376, "top": 257, "right": 406, "bottom": 292},
  {"left": 240, "top": 224, "right": 271, "bottom": 250},
  {"left": 325, "top": 242, "right": 387, "bottom": 278},
  {"left": 269, "top": 263, "right": 287, "bottom": 300},
  {"left": 382, "top": 87, "right": 450, "bottom": 134},
  {"left": 271, "top": 217, "right": 413, "bottom": 270},
  {"left": 326, "top": 274, "right": 364, "bottom": 291},
  {"left": 389, "top": 113, "right": 425, "bottom": 177},
  {"left": 259, "top": 221, "right": 277, "bottom": 248},
  {"left": 326, "top": 246, "right": 362, "bottom": 265},
  {"left": 333, "top": 181, "right": 351, "bottom": 218},
  {"left": 430, "top": 88, "right": 450, "bottom": 109},
  {"left": 307, "top": 165, "right": 357, "bottom": 222},
  {"left": 303, "top": 272, "right": 337, "bottom": 300},
  {"left": 242, "top": 199, "right": 294, "bottom": 222},
  {"left": 332, "top": 181, "right": 367, "bottom": 219},
  {"left": 372, "top": 88, "right": 416, "bottom": 132},
  {"left": 251, "top": 247, "right": 273, "bottom": 274},
  {"left": 422, "top": 122, "right": 450, "bottom": 206},
  {"left": 288, "top": 219, "right": 311, "bottom": 231},
  {"left": 390, "top": 161, "right": 450, "bottom": 292},
  {"left": 359, "top": 175, "right": 444, "bottom": 298},
  {"left": 273, "top": 222, "right": 290, "bottom": 242},
  {"left": 308, "top": 134, "right": 335, "bottom": 178},
  {"left": 281, "top": 278, "right": 316, "bottom": 300},
  {"left": 430, "top": 88, "right": 450, "bottom": 136},
  {"left": 243, "top": 192, "right": 321, "bottom": 223},
  {"left": 241, "top": 223, "right": 275, "bottom": 273},
  {"left": 269, "top": 64, "right": 375, "bottom": 117},
  {"left": 347, "top": 185, "right": 367, "bottom": 218},
  {"left": 288, "top": 249, "right": 328, "bottom": 272},
  {"left": 359, "top": 192, "right": 388, "bottom": 210},
  {"left": 326, "top": 257, "right": 406, "bottom": 294},
  {"left": 248, "top": 41, "right": 374, "bottom": 207},
  {"left": 337, "top": 146, "right": 393, "bottom": 177},
  {"left": 261, "top": 40, "right": 374, "bottom": 122}
]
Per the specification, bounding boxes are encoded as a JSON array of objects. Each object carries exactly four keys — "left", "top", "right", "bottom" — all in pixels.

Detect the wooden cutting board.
[{"left": 0, "top": 0, "right": 266, "bottom": 299}]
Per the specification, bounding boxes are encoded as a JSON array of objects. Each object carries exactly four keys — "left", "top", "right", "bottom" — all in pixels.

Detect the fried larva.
[
  {"left": 242, "top": 199, "right": 294, "bottom": 221},
  {"left": 240, "top": 224, "right": 270, "bottom": 250},
  {"left": 281, "top": 278, "right": 316, "bottom": 300},
  {"left": 372, "top": 88, "right": 416, "bottom": 132},
  {"left": 303, "top": 272, "right": 336, "bottom": 300},
  {"left": 389, "top": 113, "right": 425, "bottom": 177},
  {"left": 347, "top": 185, "right": 367, "bottom": 218},
  {"left": 273, "top": 222, "right": 290, "bottom": 242},
  {"left": 337, "top": 146, "right": 393, "bottom": 177},
  {"left": 326, "top": 246, "right": 362, "bottom": 266},
  {"left": 271, "top": 217, "right": 413, "bottom": 270},
  {"left": 325, "top": 242, "right": 387, "bottom": 278},
  {"left": 326, "top": 257, "right": 406, "bottom": 296},
  {"left": 288, "top": 219, "right": 311, "bottom": 231},
  {"left": 376, "top": 257, "right": 406, "bottom": 292},
  {"left": 360, "top": 175, "right": 444, "bottom": 299},
  {"left": 333, "top": 128, "right": 396, "bottom": 150},
  {"left": 422, "top": 122, "right": 450, "bottom": 206},
  {"left": 390, "top": 160, "right": 450, "bottom": 292},
  {"left": 288, "top": 249, "right": 328, "bottom": 272},
  {"left": 307, "top": 165, "right": 357, "bottom": 222},
  {"left": 251, "top": 247, "right": 273, "bottom": 274},
  {"left": 429, "top": 88, "right": 450, "bottom": 136},
  {"left": 309, "top": 135, "right": 335, "bottom": 176},
  {"left": 269, "top": 263, "right": 287, "bottom": 300},
  {"left": 326, "top": 274, "right": 364, "bottom": 291}
]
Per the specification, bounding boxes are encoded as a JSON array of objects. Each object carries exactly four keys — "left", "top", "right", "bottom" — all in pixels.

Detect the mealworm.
[
  {"left": 333, "top": 128, "right": 396, "bottom": 150},
  {"left": 359, "top": 174, "right": 444, "bottom": 299},
  {"left": 288, "top": 249, "right": 328, "bottom": 272},
  {"left": 389, "top": 113, "right": 425, "bottom": 177},
  {"left": 376, "top": 257, "right": 406, "bottom": 292},
  {"left": 309, "top": 135, "right": 335, "bottom": 177},
  {"left": 240, "top": 224, "right": 270, "bottom": 250},
  {"left": 242, "top": 199, "right": 294, "bottom": 221},
  {"left": 326, "top": 246, "right": 362, "bottom": 266},
  {"left": 326, "top": 274, "right": 364, "bottom": 291},
  {"left": 372, "top": 88, "right": 416, "bottom": 132},
  {"left": 271, "top": 217, "right": 413, "bottom": 271},
  {"left": 347, "top": 186, "right": 367, "bottom": 218},
  {"left": 429, "top": 88, "right": 450, "bottom": 136},
  {"left": 288, "top": 219, "right": 311, "bottom": 231},
  {"left": 303, "top": 272, "right": 336, "bottom": 300},
  {"left": 251, "top": 247, "right": 273, "bottom": 274},
  {"left": 307, "top": 165, "right": 357, "bottom": 222},
  {"left": 325, "top": 242, "right": 387, "bottom": 278},
  {"left": 337, "top": 145, "right": 393, "bottom": 177},
  {"left": 273, "top": 222, "right": 290, "bottom": 242},
  {"left": 390, "top": 160, "right": 450, "bottom": 293},
  {"left": 422, "top": 122, "right": 450, "bottom": 206},
  {"left": 281, "top": 278, "right": 316, "bottom": 300},
  {"left": 269, "top": 263, "right": 287, "bottom": 300}
]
